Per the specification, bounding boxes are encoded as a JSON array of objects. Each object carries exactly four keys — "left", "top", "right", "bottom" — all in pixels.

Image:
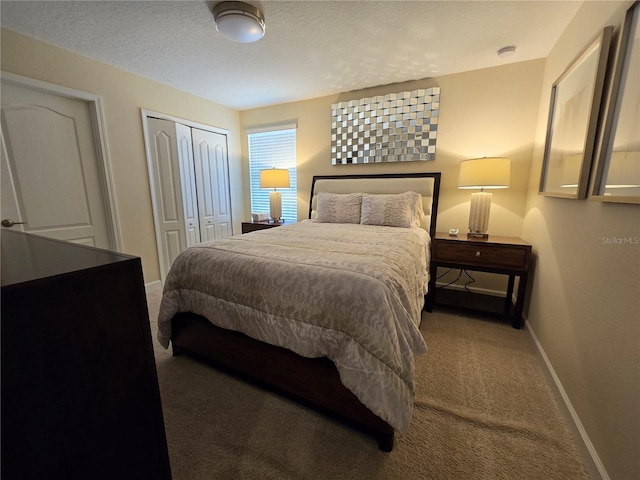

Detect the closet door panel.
[
  {"left": 192, "top": 128, "right": 232, "bottom": 241},
  {"left": 147, "top": 118, "right": 189, "bottom": 271},
  {"left": 193, "top": 138, "right": 215, "bottom": 241},
  {"left": 175, "top": 123, "right": 200, "bottom": 247},
  {"left": 213, "top": 141, "right": 233, "bottom": 238}
]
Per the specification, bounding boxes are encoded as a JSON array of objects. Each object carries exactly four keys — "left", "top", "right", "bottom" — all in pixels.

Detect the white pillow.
[
  {"left": 360, "top": 191, "right": 423, "bottom": 228},
  {"left": 316, "top": 192, "right": 363, "bottom": 224}
]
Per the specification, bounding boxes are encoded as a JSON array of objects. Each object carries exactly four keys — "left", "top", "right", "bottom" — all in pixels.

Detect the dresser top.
[{"left": 1, "top": 230, "right": 135, "bottom": 287}]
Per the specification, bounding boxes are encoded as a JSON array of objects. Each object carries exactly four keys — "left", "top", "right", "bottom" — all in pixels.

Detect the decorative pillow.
[
  {"left": 316, "top": 192, "right": 363, "bottom": 224},
  {"left": 414, "top": 194, "right": 426, "bottom": 226},
  {"left": 360, "top": 191, "right": 423, "bottom": 228}
]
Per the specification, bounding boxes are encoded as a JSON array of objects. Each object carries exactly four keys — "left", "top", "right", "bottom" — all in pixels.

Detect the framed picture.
[
  {"left": 539, "top": 26, "right": 613, "bottom": 199},
  {"left": 592, "top": 1, "right": 640, "bottom": 204}
]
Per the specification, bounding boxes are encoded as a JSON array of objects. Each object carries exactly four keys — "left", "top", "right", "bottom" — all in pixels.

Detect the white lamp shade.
[
  {"left": 213, "top": 1, "right": 265, "bottom": 43},
  {"left": 260, "top": 168, "right": 290, "bottom": 189},
  {"left": 458, "top": 157, "right": 511, "bottom": 189}
]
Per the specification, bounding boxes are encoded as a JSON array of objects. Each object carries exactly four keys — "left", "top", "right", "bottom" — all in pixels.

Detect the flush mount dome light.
[{"left": 213, "top": 1, "right": 265, "bottom": 43}]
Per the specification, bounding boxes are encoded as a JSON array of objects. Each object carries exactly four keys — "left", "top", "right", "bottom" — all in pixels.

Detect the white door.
[
  {"left": 175, "top": 123, "right": 201, "bottom": 247},
  {"left": 144, "top": 113, "right": 233, "bottom": 281},
  {"left": 192, "top": 128, "right": 233, "bottom": 241},
  {"left": 1, "top": 81, "right": 112, "bottom": 248},
  {"left": 146, "top": 118, "right": 200, "bottom": 274}
]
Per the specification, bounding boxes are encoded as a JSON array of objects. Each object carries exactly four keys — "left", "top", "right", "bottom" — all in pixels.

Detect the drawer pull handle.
[{"left": 475, "top": 251, "right": 481, "bottom": 257}]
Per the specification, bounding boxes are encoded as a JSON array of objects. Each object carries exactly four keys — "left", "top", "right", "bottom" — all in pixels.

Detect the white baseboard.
[
  {"left": 144, "top": 280, "right": 162, "bottom": 294},
  {"left": 525, "top": 319, "right": 609, "bottom": 480}
]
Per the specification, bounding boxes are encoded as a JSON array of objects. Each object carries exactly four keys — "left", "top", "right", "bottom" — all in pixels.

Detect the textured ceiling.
[{"left": 0, "top": 1, "right": 582, "bottom": 110}]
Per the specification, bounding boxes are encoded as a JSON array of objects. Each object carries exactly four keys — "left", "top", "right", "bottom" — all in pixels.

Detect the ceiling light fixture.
[
  {"left": 498, "top": 46, "right": 517, "bottom": 58},
  {"left": 212, "top": 1, "right": 265, "bottom": 43}
]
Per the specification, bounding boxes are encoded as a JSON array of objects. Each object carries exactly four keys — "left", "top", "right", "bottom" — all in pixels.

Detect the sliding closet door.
[
  {"left": 175, "top": 123, "right": 201, "bottom": 247},
  {"left": 191, "top": 128, "right": 233, "bottom": 241},
  {"left": 147, "top": 118, "right": 199, "bottom": 275},
  {"left": 145, "top": 113, "right": 233, "bottom": 281}
]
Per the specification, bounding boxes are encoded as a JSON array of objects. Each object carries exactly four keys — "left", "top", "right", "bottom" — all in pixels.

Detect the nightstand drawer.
[{"left": 435, "top": 241, "right": 529, "bottom": 269}]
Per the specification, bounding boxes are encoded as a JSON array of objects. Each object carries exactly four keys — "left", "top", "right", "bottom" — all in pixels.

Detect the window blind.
[{"left": 248, "top": 128, "right": 297, "bottom": 224}]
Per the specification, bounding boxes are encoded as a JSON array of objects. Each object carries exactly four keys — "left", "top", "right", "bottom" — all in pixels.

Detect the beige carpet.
[{"left": 147, "top": 290, "right": 589, "bottom": 480}]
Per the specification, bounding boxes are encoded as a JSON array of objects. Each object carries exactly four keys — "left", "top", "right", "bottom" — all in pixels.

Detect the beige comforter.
[{"left": 157, "top": 220, "right": 430, "bottom": 434}]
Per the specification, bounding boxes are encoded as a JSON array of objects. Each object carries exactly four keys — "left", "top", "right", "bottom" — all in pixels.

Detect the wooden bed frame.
[{"left": 171, "top": 172, "right": 441, "bottom": 451}]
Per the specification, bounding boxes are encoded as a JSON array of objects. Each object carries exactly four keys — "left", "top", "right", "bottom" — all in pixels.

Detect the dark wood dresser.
[{"left": 1, "top": 230, "right": 171, "bottom": 480}]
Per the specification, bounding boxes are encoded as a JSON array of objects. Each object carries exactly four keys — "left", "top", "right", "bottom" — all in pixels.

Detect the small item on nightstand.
[
  {"left": 448, "top": 228, "right": 459, "bottom": 236},
  {"left": 251, "top": 212, "right": 269, "bottom": 222}
]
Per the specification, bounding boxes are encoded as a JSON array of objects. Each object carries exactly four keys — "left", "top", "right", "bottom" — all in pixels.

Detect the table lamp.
[
  {"left": 458, "top": 157, "right": 510, "bottom": 239},
  {"left": 260, "top": 168, "right": 290, "bottom": 222}
]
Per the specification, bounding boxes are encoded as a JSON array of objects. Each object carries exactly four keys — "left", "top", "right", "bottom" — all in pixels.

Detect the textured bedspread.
[{"left": 157, "top": 220, "right": 430, "bottom": 434}]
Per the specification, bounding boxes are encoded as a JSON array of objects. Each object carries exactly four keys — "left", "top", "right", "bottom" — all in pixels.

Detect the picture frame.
[
  {"left": 539, "top": 26, "right": 613, "bottom": 199},
  {"left": 592, "top": 1, "right": 640, "bottom": 204}
]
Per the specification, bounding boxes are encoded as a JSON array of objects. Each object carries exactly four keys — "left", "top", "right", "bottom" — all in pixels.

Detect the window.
[{"left": 248, "top": 126, "right": 297, "bottom": 224}]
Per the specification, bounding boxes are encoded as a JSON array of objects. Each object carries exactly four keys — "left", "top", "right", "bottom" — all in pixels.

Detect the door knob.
[{"left": 1, "top": 219, "right": 25, "bottom": 228}]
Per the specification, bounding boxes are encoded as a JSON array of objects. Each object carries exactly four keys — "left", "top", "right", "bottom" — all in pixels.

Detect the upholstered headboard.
[{"left": 308, "top": 173, "right": 441, "bottom": 238}]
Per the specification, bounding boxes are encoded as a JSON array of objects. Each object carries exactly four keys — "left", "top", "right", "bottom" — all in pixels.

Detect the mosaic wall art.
[{"left": 331, "top": 87, "right": 440, "bottom": 165}]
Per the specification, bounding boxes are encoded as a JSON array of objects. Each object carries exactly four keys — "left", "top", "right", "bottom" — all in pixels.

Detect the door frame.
[
  {"left": 141, "top": 109, "right": 231, "bottom": 282},
  {"left": 1, "top": 71, "right": 123, "bottom": 251}
]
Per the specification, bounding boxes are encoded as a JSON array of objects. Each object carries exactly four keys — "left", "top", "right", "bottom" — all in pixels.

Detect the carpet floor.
[{"left": 147, "top": 290, "right": 589, "bottom": 480}]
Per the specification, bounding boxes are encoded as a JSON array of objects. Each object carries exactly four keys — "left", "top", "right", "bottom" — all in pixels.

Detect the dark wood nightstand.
[
  {"left": 427, "top": 232, "right": 532, "bottom": 329},
  {"left": 241, "top": 220, "right": 284, "bottom": 234}
]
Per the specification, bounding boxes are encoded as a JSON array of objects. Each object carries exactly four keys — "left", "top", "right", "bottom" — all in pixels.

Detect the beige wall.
[
  {"left": 523, "top": 2, "right": 639, "bottom": 479},
  {"left": 1, "top": 28, "right": 244, "bottom": 283},
  {"left": 240, "top": 60, "right": 544, "bottom": 292}
]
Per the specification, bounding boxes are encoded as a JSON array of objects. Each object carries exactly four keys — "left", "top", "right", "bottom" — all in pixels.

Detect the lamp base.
[
  {"left": 467, "top": 191, "right": 492, "bottom": 239},
  {"left": 467, "top": 232, "right": 489, "bottom": 240},
  {"left": 269, "top": 191, "right": 282, "bottom": 222}
]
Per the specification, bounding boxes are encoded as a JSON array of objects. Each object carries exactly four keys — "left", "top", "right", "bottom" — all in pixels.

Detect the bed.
[{"left": 157, "top": 172, "right": 441, "bottom": 451}]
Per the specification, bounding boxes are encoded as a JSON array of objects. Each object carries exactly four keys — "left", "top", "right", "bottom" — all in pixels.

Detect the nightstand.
[
  {"left": 427, "top": 233, "right": 532, "bottom": 329},
  {"left": 241, "top": 220, "right": 284, "bottom": 234}
]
